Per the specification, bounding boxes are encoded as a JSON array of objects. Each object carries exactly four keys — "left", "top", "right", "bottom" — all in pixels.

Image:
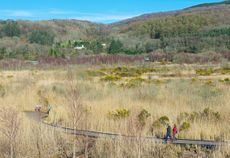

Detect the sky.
[{"left": 0, "top": 0, "right": 223, "bottom": 23}]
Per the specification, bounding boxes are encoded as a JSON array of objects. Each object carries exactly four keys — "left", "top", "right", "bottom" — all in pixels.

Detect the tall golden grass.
[{"left": 0, "top": 63, "right": 229, "bottom": 157}]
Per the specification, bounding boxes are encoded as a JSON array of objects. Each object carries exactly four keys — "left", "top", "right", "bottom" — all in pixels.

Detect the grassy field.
[{"left": 0, "top": 62, "right": 230, "bottom": 157}]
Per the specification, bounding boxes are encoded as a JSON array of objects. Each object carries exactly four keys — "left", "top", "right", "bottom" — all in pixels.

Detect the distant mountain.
[
  {"left": 111, "top": 0, "right": 230, "bottom": 28},
  {"left": 109, "top": 1, "right": 230, "bottom": 55},
  {"left": 188, "top": 0, "right": 230, "bottom": 8}
]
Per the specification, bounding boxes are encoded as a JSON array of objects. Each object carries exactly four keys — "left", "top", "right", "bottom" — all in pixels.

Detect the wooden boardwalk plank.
[{"left": 25, "top": 111, "right": 227, "bottom": 147}]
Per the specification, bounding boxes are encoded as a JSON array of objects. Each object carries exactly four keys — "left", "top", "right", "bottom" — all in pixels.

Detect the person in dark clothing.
[
  {"left": 172, "top": 124, "right": 178, "bottom": 140},
  {"left": 164, "top": 124, "right": 172, "bottom": 142}
]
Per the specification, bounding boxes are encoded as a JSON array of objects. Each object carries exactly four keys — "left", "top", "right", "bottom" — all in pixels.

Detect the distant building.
[
  {"left": 102, "top": 43, "right": 106, "bottom": 48},
  {"left": 144, "top": 57, "right": 150, "bottom": 62},
  {"left": 74, "top": 45, "right": 85, "bottom": 50}
]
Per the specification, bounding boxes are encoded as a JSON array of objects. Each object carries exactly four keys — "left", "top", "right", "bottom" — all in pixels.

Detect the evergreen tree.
[{"left": 108, "top": 40, "right": 123, "bottom": 54}]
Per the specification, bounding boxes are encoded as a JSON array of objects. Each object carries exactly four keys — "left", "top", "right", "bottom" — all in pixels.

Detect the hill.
[
  {"left": 110, "top": 1, "right": 230, "bottom": 55},
  {"left": 0, "top": 1, "right": 230, "bottom": 61}
]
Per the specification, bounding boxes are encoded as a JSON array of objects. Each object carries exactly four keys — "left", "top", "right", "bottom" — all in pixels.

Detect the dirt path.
[{"left": 24, "top": 111, "right": 48, "bottom": 122}]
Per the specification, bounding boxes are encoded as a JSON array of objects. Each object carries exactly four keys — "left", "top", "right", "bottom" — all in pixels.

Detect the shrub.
[
  {"left": 205, "top": 80, "right": 214, "bottom": 86},
  {"left": 112, "top": 67, "right": 142, "bottom": 77},
  {"left": 196, "top": 68, "right": 214, "bottom": 76},
  {"left": 189, "top": 112, "right": 199, "bottom": 121},
  {"left": 202, "top": 108, "right": 221, "bottom": 121},
  {"left": 88, "top": 40, "right": 103, "bottom": 54},
  {"left": 151, "top": 120, "right": 162, "bottom": 129},
  {"left": 101, "top": 75, "right": 121, "bottom": 81},
  {"left": 180, "top": 122, "right": 190, "bottom": 131},
  {"left": 104, "top": 66, "right": 158, "bottom": 78},
  {"left": 108, "top": 108, "right": 130, "bottom": 120},
  {"left": 138, "top": 109, "right": 151, "bottom": 127},
  {"left": 159, "top": 116, "right": 170, "bottom": 125},
  {"left": 114, "top": 71, "right": 140, "bottom": 77},
  {"left": 129, "top": 77, "right": 146, "bottom": 83},
  {"left": 191, "top": 77, "right": 198, "bottom": 82},
  {"left": 177, "top": 112, "right": 199, "bottom": 124},
  {"left": 151, "top": 115, "right": 170, "bottom": 137},
  {"left": 224, "top": 78, "right": 230, "bottom": 82},
  {"left": 48, "top": 47, "right": 62, "bottom": 58}
]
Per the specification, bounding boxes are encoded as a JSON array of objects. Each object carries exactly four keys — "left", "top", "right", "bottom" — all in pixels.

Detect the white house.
[
  {"left": 74, "top": 45, "right": 85, "bottom": 50},
  {"left": 102, "top": 43, "right": 106, "bottom": 48}
]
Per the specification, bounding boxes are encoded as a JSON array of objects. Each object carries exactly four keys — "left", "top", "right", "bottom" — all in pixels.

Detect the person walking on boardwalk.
[
  {"left": 172, "top": 124, "right": 178, "bottom": 140},
  {"left": 164, "top": 124, "right": 172, "bottom": 142}
]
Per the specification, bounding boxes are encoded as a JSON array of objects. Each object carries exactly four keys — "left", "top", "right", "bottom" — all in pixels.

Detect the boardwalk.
[{"left": 25, "top": 111, "right": 227, "bottom": 147}]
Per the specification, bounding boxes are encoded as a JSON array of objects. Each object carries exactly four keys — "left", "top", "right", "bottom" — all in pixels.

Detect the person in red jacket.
[{"left": 172, "top": 124, "right": 178, "bottom": 140}]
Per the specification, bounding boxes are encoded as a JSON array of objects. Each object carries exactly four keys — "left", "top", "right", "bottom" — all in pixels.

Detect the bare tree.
[
  {"left": 0, "top": 107, "right": 21, "bottom": 158},
  {"left": 66, "top": 70, "right": 86, "bottom": 158}
]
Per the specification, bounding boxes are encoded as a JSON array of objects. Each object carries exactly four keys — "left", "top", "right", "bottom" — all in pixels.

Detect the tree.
[
  {"left": 108, "top": 39, "right": 123, "bottom": 54},
  {"left": 0, "top": 47, "right": 6, "bottom": 59},
  {"left": 66, "top": 70, "right": 89, "bottom": 158},
  {"left": 29, "top": 29, "right": 55, "bottom": 45},
  {"left": 49, "top": 47, "right": 60, "bottom": 58},
  {"left": 2, "top": 21, "right": 21, "bottom": 37},
  {"left": 145, "top": 42, "right": 156, "bottom": 53},
  {"left": 88, "top": 40, "right": 103, "bottom": 54}
]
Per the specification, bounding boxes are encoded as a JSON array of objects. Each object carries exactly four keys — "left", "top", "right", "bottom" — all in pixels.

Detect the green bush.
[
  {"left": 204, "top": 80, "right": 214, "bottom": 86},
  {"left": 180, "top": 122, "right": 190, "bottom": 131},
  {"left": 108, "top": 108, "right": 130, "bottom": 120},
  {"left": 191, "top": 77, "right": 198, "bottom": 82},
  {"left": 112, "top": 67, "right": 141, "bottom": 77},
  {"left": 177, "top": 108, "right": 221, "bottom": 125},
  {"left": 202, "top": 108, "right": 221, "bottom": 121},
  {"left": 177, "top": 112, "right": 199, "bottom": 124},
  {"left": 224, "top": 78, "right": 230, "bottom": 82},
  {"left": 151, "top": 115, "right": 170, "bottom": 135},
  {"left": 196, "top": 68, "right": 214, "bottom": 76},
  {"left": 88, "top": 40, "right": 103, "bottom": 54},
  {"left": 138, "top": 109, "right": 151, "bottom": 127},
  {"left": 101, "top": 75, "right": 121, "bottom": 81},
  {"left": 48, "top": 47, "right": 63, "bottom": 58},
  {"left": 159, "top": 116, "right": 170, "bottom": 125}
]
